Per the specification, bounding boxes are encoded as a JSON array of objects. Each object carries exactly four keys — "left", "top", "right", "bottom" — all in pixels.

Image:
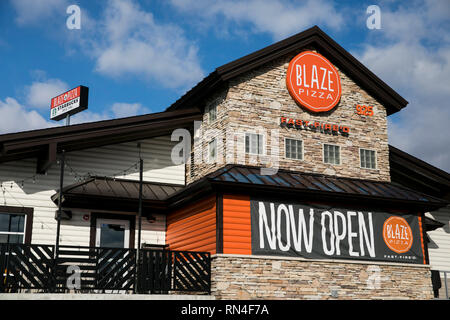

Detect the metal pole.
[
  {"left": 55, "top": 150, "right": 65, "bottom": 258},
  {"left": 445, "top": 271, "right": 448, "bottom": 300},
  {"left": 55, "top": 115, "right": 70, "bottom": 258},
  {"left": 138, "top": 157, "right": 143, "bottom": 252},
  {"left": 135, "top": 144, "right": 143, "bottom": 293}
]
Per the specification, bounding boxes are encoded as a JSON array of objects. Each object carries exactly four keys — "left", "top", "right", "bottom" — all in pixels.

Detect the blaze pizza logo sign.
[
  {"left": 286, "top": 51, "right": 341, "bottom": 113},
  {"left": 382, "top": 216, "right": 413, "bottom": 254}
]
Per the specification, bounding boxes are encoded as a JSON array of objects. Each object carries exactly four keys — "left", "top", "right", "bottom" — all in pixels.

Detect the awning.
[
  {"left": 51, "top": 176, "right": 183, "bottom": 213},
  {"left": 52, "top": 165, "right": 449, "bottom": 214},
  {"left": 169, "top": 165, "right": 449, "bottom": 212}
]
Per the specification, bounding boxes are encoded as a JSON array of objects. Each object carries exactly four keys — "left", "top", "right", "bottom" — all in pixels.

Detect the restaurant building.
[{"left": 0, "top": 26, "right": 449, "bottom": 299}]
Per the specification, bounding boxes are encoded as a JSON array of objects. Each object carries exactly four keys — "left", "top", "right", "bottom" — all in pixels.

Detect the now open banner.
[{"left": 250, "top": 199, "right": 425, "bottom": 264}]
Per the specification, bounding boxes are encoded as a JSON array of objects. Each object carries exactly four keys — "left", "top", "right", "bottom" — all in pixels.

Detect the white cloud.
[
  {"left": 91, "top": 0, "right": 204, "bottom": 89},
  {"left": 25, "top": 78, "right": 70, "bottom": 109},
  {"left": 0, "top": 97, "right": 55, "bottom": 134},
  {"left": 10, "top": 0, "right": 205, "bottom": 90},
  {"left": 10, "top": 0, "right": 68, "bottom": 26},
  {"left": 357, "top": 0, "right": 450, "bottom": 172},
  {"left": 169, "top": 0, "right": 344, "bottom": 39},
  {"left": 110, "top": 102, "right": 150, "bottom": 118}
]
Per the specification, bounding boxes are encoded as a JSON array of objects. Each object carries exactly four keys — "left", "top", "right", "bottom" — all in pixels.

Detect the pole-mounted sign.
[
  {"left": 51, "top": 85, "right": 88, "bottom": 258},
  {"left": 50, "top": 85, "right": 89, "bottom": 121}
]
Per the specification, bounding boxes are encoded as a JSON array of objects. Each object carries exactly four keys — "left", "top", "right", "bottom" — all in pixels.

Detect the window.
[
  {"left": 90, "top": 213, "right": 135, "bottom": 248},
  {"left": 323, "top": 144, "right": 340, "bottom": 165},
  {"left": 208, "top": 138, "right": 217, "bottom": 162},
  {"left": 208, "top": 104, "right": 217, "bottom": 123},
  {"left": 245, "top": 133, "right": 264, "bottom": 155},
  {"left": 360, "top": 149, "right": 377, "bottom": 169},
  {"left": 0, "top": 213, "right": 26, "bottom": 244},
  {"left": 285, "top": 138, "right": 303, "bottom": 160}
]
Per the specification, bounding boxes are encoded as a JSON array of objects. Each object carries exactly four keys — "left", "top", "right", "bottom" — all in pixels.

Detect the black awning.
[{"left": 51, "top": 176, "right": 183, "bottom": 213}]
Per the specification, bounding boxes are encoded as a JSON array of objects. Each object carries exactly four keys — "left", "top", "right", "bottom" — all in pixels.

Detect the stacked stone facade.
[
  {"left": 186, "top": 48, "right": 390, "bottom": 185},
  {"left": 211, "top": 255, "right": 433, "bottom": 300},
  {"left": 184, "top": 46, "right": 432, "bottom": 300}
]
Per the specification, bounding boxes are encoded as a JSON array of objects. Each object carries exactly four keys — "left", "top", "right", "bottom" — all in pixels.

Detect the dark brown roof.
[
  {"left": 166, "top": 25, "right": 408, "bottom": 115},
  {"left": 389, "top": 145, "right": 450, "bottom": 200},
  {"left": 0, "top": 108, "right": 202, "bottom": 172}
]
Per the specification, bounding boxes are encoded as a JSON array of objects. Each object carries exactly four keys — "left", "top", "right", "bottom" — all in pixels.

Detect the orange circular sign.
[
  {"left": 286, "top": 51, "right": 341, "bottom": 113},
  {"left": 382, "top": 216, "right": 413, "bottom": 254}
]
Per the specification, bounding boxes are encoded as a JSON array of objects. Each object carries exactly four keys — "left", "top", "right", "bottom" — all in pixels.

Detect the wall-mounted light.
[{"left": 147, "top": 215, "right": 156, "bottom": 223}]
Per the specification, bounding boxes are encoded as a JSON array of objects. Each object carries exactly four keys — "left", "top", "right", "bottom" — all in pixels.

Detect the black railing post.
[{"left": 207, "top": 252, "right": 211, "bottom": 294}]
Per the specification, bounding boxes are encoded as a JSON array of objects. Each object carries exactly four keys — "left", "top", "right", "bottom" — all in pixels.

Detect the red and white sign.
[
  {"left": 286, "top": 51, "right": 341, "bottom": 113},
  {"left": 50, "top": 85, "right": 88, "bottom": 121}
]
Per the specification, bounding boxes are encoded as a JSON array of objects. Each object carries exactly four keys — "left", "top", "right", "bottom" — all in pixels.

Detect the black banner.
[{"left": 250, "top": 199, "right": 425, "bottom": 264}]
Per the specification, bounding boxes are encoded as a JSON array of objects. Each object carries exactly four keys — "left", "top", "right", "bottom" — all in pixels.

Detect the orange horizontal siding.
[
  {"left": 166, "top": 195, "right": 216, "bottom": 254},
  {"left": 222, "top": 194, "right": 251, "bottom": 255}
]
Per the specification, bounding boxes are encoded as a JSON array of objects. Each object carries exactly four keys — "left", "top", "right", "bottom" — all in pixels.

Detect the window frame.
[
  {"left": 90, "top": 213, "right": 135, "bottom": 249},
  {"left": 359, "top": 148, "right": 378, "bottom": 170},
  {"left": 244, "top": 133, "right": 265, "bottom": 155},
  {"left": 0, "top": 206, "right": 33, "bottom": 244},
  {"left": 208, "top": 138, "right": 217, "bottom": 162},
  {"left": 323, "top": 143, "right": 341, "bottom": 165},
  {"left": 284, "top": 137, "right": 304, "bottom": 161},
  {"left": 208, "top": 104, "right": 217, "bottom": 123}
]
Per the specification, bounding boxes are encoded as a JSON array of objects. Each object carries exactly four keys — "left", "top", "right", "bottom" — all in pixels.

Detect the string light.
[{"left": 3, "top": 153, "right": 141, "bottom": 190}]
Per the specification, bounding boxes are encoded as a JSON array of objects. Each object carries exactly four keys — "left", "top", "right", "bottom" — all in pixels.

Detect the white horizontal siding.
[
  {"left": 426, "top": 206, "right": 450, "bottom": 272},
  {"left": 66, "top": 135, "right": 184, "bottom": 185},
  {"left": 0, "top": 135, "right": 182, "bottom": 247}
]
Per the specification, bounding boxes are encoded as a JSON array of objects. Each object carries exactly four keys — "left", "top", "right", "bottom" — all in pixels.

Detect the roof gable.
[{"left": 166, "top": 26, "right": 408, "bottom": 115}]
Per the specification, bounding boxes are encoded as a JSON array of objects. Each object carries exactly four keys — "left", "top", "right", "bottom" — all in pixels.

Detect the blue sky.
[{"left": 0, "top": 0, "right": 449, "bottom": 172}]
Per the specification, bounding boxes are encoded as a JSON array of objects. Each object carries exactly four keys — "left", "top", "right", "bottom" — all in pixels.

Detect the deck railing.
[{"left": 0, "top": 243, "right": 210, "bottom": 294}]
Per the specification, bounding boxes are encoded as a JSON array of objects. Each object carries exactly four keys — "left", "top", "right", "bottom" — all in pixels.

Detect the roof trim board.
[{"left": 166, "top": 26, "right": 408, "bottom": 115}]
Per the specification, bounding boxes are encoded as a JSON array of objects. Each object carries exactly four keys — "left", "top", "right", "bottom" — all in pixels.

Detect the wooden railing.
[{"left": 0, "top": 243, "right": 210, "bottom": 294}]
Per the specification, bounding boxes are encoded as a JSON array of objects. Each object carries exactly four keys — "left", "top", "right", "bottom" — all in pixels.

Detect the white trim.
[
  {"left": 211, "top": 253, "right": 431, "bottom": 268},
  {"left": 95, "top": 218, "right": 130, "bottom": 248},
  {"left": 284, "top": 137, "right": 304, "bottom": 161},
  {"left": 359, "top": 147, "right": 378, "bottom": 170},
  {"left": 323, "top": 143, "right": 341, "bottom": 165}
]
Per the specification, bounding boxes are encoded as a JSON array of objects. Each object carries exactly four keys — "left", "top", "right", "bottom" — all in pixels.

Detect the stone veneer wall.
[
  {"left": 186, "top": 48, "right": 390, "bottom": 185},
  {"left": 211, "top": 255, "right": 433, "bottom": 300}
]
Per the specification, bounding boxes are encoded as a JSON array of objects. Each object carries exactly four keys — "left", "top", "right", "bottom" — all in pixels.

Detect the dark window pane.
[
  {"left": 0, "top": 213, "right": 25, "bottom": 233},
  {"left": 245, "top": 135, "right": 249, "bottom": 153},
  {"left": 0, "top": 234, "right": 24, "bottom": 244},
  {"left": 100, "top": 223, "right": 125, "bottom": 248}
]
